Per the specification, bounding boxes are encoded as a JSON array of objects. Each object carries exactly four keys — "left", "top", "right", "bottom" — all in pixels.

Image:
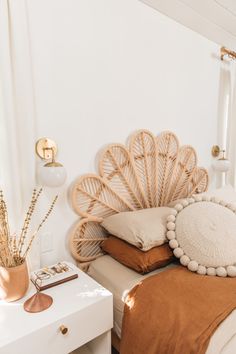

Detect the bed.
[
  {"left": 88, "top": 255, "right": 236, "bottom": 354},
  {"left": 69, "top": 129, "right": 236, "bottom": 354}
]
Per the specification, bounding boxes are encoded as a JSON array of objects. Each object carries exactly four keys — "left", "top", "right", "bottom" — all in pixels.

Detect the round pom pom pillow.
[{"left": 166, "top": 196, "right": 236, "bottom": 277}]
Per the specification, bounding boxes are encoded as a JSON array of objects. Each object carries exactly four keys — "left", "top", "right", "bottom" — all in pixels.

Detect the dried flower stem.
[
  {"left": 0, "top": 188, "right": 58, "bottom": 267},
  {"left": 18, "top": 188, "right": 42, "bottom": 257},
  {"left": 0, "top": 191, "right": 12, "bottom": 267},
  {"left": 22, "top": 195, "right": 58, "bottom": 259}
]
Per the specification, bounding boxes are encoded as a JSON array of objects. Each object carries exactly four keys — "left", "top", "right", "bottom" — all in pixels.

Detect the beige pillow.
[
  {"left": 102, "top": 207, "right": 172, "bottom": 251},
  {"left": 167, "top": 196, "right": 236, "bottom": 277}
]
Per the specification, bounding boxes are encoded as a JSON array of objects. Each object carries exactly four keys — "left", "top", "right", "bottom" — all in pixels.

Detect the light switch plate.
[{"left": 41, "top": 231, "right": 53, "bottom": 253}]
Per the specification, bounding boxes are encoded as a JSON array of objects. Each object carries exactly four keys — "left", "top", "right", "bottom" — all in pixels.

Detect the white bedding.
[{"left": 88, "top": 255, "right": 236, "bottom": 354}]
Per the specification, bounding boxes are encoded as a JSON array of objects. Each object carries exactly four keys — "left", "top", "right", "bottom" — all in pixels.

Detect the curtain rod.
[{"left": 221, "top": 46, "right": 236, "bottom": 61}]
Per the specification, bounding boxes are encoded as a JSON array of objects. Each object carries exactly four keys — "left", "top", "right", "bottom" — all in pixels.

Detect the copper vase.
[{"left": 0, "top": 262, "right": 29, "bottom": 302}]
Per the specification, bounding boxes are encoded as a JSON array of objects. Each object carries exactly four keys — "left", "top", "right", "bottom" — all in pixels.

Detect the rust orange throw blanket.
[{"left": 120, "top": 266, "right": 236, "bottom": 354}]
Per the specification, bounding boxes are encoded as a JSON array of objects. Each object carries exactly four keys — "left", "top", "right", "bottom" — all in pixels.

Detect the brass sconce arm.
[
  {"left": 211, "top": 145, "right": 227, "bottom": 160},
  {"left": 35, "top": 138, "right": 57, "bottom": 161},
  {"left": 35, "top": 137, "right": 66, "bottom": 187}
]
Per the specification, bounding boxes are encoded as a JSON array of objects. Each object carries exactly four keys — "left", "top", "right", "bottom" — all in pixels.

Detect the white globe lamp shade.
[
  {"left": 213, "top": 158, "right": 230, "bottom": 173},
  {"left": 39, "top": 162, "right": 67, "bottom": 187}
]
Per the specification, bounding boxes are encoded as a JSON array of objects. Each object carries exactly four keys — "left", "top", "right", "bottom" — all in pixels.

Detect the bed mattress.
[{"left": 88, "top": 255, "right": 236, "bottom": 354}]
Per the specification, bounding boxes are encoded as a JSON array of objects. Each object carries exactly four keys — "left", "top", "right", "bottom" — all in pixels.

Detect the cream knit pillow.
[{"left": 166, "top": 196, "right": 236, "bottom": 277}]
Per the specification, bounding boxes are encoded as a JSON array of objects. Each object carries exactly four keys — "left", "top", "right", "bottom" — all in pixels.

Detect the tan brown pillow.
[
  {"left": 101, "top": 236, "right": 174, "bottom": 274},
  {"left": 101, "top": 207, "right": 172, "bottom": 251}
]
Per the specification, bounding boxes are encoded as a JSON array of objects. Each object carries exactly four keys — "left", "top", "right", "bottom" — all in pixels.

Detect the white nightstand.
[{"left": 0, "top": 263, "right": 113, "bottom": 354}]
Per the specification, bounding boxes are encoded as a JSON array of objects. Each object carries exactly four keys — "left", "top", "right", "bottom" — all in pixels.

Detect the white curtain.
[
  {"left": 227, "top": 62, "right": 236, "bottom": 188},
  {"left": 215, "top": 64, "right": 231, "bottom": 188},
  {"left": 0, "top": 0, "right": 39, "bottom": 269}
]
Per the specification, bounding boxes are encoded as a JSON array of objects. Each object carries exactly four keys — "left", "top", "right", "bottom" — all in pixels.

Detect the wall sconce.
[
  {"left": 211, "top": 145, "right": 230, "bottom": 172},
  {"left": 35, "top": 138, "right": 67, "bottom": 187}
]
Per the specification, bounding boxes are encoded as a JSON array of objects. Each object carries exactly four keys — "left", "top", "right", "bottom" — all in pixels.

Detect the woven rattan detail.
[{"left": 69, "top": 130, "right": 208, "bottom": 266}]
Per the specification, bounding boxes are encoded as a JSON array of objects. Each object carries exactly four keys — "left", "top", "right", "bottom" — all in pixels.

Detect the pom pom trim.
[{"left": 167, "top": 197, "right": 236, "bottom": 277}]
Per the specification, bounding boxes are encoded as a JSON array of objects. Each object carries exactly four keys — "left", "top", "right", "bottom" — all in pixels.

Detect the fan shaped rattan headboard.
[{"left": 69, "top": 130, "right": 208, "bottom": 269}]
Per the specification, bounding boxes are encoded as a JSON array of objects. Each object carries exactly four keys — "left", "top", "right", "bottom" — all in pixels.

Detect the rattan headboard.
[{"left": 69, "top": 130, "right": 209, "bottom": 270}]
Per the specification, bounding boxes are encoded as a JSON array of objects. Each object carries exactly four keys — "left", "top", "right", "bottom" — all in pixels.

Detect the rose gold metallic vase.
[{"left": 0, "top": 262, "right": 29, "bottom": 302}]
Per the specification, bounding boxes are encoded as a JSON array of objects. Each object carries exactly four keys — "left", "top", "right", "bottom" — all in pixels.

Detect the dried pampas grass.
[{"left": 0, "top": 188, "right": 58, "bottom": 268}]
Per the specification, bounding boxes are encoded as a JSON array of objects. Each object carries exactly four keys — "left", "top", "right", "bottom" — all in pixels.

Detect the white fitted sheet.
[
  {"left": 88, "top": 255, "right": 236, "bottom": 354},
  {"left": 88, "top": 255, "right": 174, "bottom": 338}
]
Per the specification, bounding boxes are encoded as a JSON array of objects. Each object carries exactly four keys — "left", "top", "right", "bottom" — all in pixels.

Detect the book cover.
[{"left": 31, "top": 261, "right": 78, "bottom": 291}]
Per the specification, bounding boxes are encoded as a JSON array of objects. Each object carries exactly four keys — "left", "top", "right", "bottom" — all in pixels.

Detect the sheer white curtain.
[
  {"left": 215, "top": 64, "right": 231, "bottom": 188},
  {"left": 0, "top": 0, "right": 39, "bottom": 269},
  {"left": 227, "top": 62, "right": 236, "bottom": 188}
]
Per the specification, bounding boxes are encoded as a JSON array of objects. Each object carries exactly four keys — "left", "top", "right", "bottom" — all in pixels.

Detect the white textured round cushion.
[{"left": 167, "top": 197, "right": 236, "bottom": 277}]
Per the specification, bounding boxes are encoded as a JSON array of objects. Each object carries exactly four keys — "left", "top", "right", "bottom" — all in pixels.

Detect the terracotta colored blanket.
[{"left": 120, "top": 266, "right": 236, "bottom": 354}]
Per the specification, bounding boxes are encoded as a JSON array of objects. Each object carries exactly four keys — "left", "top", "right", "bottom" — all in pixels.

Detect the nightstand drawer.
[{"left": 1, "top": 296, "right": 113, "bottom": 354}]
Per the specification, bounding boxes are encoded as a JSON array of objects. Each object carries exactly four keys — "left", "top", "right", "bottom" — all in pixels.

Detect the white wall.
[{"left": 26, "top": 0, "right": 221, "bottom": 264}]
